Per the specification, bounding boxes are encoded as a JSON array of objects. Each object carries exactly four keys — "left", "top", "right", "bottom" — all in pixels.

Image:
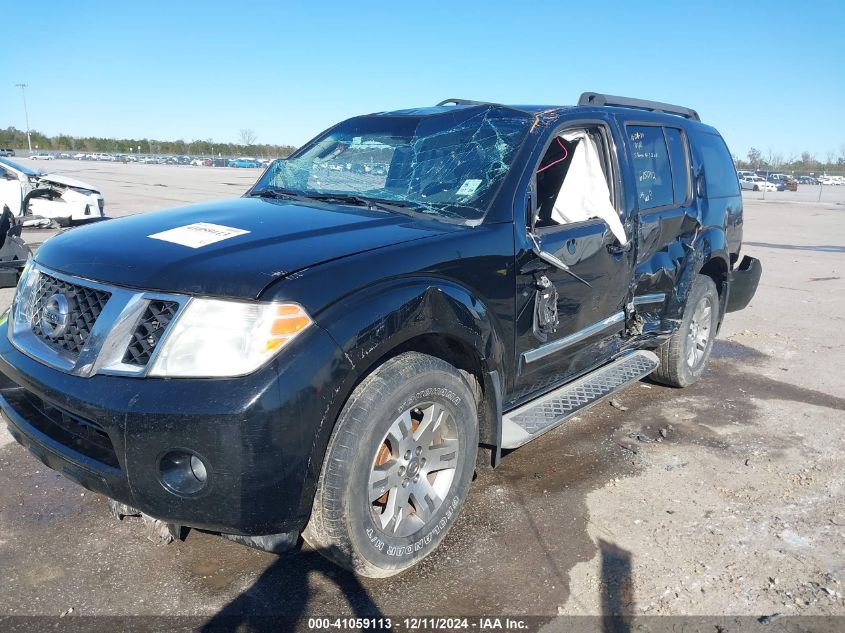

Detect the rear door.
[{"left": 622, "top": 120, "right": 698, "bottom": 328}]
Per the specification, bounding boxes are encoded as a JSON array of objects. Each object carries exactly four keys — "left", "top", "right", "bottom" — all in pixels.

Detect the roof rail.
[
  {"left": 578, "top": 92, "right": 701, "bottom": 122},
  {"left": 436, "top": 98, "right": 494, "bottom": 107}
]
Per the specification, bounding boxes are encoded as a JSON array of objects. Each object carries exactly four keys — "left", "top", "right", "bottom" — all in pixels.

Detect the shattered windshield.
[{"left": 250, "top": 107, "right": 530, "bottom": 223}]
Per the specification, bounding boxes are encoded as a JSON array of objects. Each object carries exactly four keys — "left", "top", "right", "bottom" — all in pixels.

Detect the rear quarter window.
[{"left": 691, "top": 131, "right": 740, "bottom": 198}]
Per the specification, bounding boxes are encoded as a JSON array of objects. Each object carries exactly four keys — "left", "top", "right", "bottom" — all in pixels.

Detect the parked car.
[
  {"left": 0, "top": 149, "right": 15, "bottom": 157},
  {"left": 0, "top": 93, "right": 760, "bottom": 577},
  {"left": 796, "top": 176, "right": 818, "bottom": 185},
  {"left": 740, "top": 175, "right": 776, "bottom": 191},
  {"left": 29, "top": 153, "right": 54, "bottom": 160},
  {"left": 228, "top": 157, "right": 261, "bottom": 168},
  {"left": 763, "top": 173, "right": 797, "bottom": 191},
  {"left": 0, "top": 157, "right": 105, "bottom": 226}
]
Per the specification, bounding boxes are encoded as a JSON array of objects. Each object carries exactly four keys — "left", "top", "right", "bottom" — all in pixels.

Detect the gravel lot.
[{"left": 0, "top": 160, "right": 844, "bottom": 624}]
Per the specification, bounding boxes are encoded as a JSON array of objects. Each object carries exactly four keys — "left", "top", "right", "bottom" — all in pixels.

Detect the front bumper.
[
  {"left": 0, "top": 319, "right": 351, "bottom": 536},
  {"left": 726, "top": 255, "right": 762, "bottom": 313}
]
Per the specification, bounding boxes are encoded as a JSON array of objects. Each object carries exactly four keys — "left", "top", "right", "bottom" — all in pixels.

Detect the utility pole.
[{"left": 14, "top": 83, "right": 32, "bottom": 153}]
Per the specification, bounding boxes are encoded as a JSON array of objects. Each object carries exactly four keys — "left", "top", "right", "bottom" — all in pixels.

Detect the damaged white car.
[{"left": 0, "top": 157, "right": 105, "bottom": 227}]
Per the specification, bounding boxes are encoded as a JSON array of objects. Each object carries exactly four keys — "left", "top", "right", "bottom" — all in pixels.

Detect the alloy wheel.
[
  {"left": 368, "top": 402, "right": 459, "bottom": 537},
  {"left": 686, "top": 295, "right": 713, "bottom": 369}
]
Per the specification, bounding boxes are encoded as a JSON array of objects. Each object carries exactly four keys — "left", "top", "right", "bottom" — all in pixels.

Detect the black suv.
[{"left": 0, "top": 93, "right": 761, "bottom": 577}]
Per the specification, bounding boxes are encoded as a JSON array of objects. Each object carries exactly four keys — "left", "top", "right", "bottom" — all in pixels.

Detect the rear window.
[{"left": 692, "top": 131, "right": 740, "bottom": 198}]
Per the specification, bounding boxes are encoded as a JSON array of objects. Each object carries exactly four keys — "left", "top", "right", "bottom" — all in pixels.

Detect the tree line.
[
  {"left": 734, "top": 145, "right": 845, "bottom": 174},
  {"left": 0, "top": 126, "right": 296, "bottom": 158}
]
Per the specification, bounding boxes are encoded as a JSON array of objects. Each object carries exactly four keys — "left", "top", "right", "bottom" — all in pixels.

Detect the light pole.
[{"left": 14, "top": 83, "right": 32, "bottom": 153}]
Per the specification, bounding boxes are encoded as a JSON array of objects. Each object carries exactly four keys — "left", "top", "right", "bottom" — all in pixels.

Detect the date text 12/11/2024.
[{"left": 307, "top": 617, "right": 530, "bottom": 630}]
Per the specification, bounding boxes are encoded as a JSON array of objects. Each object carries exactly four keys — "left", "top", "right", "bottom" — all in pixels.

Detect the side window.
[
  {"left": 692, "top": 131, "right": 740, "bottom": 198},
  {"left": 664, "top": 128, "right": 690, "bottom": 205},
  {"left": 627, "top": 125, "right": 673, "bottom": 210}
]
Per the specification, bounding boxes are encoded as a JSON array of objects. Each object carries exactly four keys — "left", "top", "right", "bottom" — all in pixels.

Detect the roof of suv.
[{"left": 373, "top": 94, "right": 719, "bottom": 134}]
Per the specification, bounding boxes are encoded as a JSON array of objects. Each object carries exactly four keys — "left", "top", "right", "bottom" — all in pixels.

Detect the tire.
[
  {"left": 753, "top": 185, "right": 759, "bottom": 192},
  {"left": 304, "top": 352, "right": 478, "bottom": 577},
  {"left": 651, "top": 274, "right": 719, "bottom": 388}
]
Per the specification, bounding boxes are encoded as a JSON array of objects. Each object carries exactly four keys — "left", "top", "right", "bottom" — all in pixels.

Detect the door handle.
[{"left": 606, "top": 240, "right": 632, "bottom": 256}]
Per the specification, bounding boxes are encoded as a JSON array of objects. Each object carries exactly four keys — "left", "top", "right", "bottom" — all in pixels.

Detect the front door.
[{"left": 509, "top": 121, "right": 634, "bottom": 407}]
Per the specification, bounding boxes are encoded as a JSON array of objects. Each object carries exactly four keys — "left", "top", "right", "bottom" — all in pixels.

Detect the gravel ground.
[{"left": 0, "top": 161, "right": 843, "bottom": 623}]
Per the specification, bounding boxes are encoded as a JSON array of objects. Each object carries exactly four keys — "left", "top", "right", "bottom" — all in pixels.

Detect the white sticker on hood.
[{"left": 147, "top": 222, "right": 250, "bottom": 249}]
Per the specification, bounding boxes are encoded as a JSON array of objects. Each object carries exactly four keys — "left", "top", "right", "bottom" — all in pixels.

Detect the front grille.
[
  {"left": 30, "top": 273, "right": 111, "bottom": 356},
  {"left": 3, "top": 388, "right": 119, "bottom": 469},
  {"left": 122, "top": 300, "right": 179, "bottom": 366}
]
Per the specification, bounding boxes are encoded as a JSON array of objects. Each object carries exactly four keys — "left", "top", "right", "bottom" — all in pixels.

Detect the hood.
[
  {"left": 35, "top": 197, "right": 453, "bottom": 299},
  {"left": 39, "top": 173, "right": 100, "bottom": 192}
]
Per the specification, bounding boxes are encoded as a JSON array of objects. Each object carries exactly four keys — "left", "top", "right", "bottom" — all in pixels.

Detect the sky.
[{"left": 1, "top": 0, "right": 843, "bottom": 160}]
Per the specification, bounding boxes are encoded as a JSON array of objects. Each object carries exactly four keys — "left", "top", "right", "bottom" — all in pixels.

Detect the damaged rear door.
[{"left": 622, "top": 119, "right": 699, "bottom": 331}]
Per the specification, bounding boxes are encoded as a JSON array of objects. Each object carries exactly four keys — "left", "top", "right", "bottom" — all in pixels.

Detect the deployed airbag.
[{"left": 550, "top": 131, "right": 627, "bottom": 244}]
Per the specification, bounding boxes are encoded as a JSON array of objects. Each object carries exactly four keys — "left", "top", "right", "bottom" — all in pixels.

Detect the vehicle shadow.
[
  {"left": 599, "top": 539, "right": 634, "bottom": 633},
  {"left": 201, "top": 544, "right": 385, "bottom": 633}
]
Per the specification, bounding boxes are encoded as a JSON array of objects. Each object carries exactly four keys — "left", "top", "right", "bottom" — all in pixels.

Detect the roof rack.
[
  {"left": 577, "top": 92, "right": 700, "bottom": 122},
  {"left": 436, "top": 98, "right": 495, "bottom": 107}
]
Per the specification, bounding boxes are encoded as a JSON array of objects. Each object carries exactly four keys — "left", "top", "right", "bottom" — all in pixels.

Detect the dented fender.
[{"left": 319, "top": 277, "right": 505, "bottom": 373}]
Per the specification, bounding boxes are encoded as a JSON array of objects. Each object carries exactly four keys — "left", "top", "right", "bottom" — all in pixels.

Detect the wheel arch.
[
  {"left": 694, "top": 231, "right": 730, "bottom": 328},
  {"left": 666, "top": 227, "right": 730, "bottom": 325},
  {"left": 316, "top": 277, "right": 508, "bottom": 471}
]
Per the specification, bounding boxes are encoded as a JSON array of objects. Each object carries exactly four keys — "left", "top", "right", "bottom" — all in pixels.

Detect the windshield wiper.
[
  {"left": 303, "top": 193, "right": 418, "bottom": 216},
  {"left": 248, "top": 187, "right": 308, "bottom": 200}
]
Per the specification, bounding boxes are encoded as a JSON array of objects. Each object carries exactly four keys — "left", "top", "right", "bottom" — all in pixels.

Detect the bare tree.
[
  {"left": 239, "top": 129, "right": 257, "bottom": 146},
  {"left": 765, "top": 148, "right": 783, "bottom": 170},
  {"left": 747, "top": 147, "right": 762, "bottom": 169}
]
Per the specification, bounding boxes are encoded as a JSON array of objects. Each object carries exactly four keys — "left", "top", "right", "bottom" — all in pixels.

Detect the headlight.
[
  {"left": 8, "top": 261, "right": 38, "bottom": 337},
  {"left": 149, "top": 298, "right": 312, "bottom": 378}
]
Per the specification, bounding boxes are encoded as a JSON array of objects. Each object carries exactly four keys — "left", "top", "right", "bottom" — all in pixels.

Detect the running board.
[{"left": 501, "top": 350, "right": 659, "bottom": 449}]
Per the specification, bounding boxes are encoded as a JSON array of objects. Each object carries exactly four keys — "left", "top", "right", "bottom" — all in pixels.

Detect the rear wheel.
[
  {"left": 651, "top": 274, "right": 719, "bottom": 387},
  {"left": 304, "top": 352, "right": 478, "bottom": 577}
]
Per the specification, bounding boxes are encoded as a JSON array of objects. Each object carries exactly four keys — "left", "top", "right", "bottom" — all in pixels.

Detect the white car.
[
  {"left": 29, "top": 153, "right": 54, "bottom": 160},
  {"left": 740, "top": 175, "right": 777, "bottom": 192},
  {"left": 0, "top": 157, "right": 105, "bottom": 226}
]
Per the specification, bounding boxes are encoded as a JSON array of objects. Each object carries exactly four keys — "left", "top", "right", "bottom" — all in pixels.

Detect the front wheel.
[
  {"left": 651, "top": 274, "right": 719, "bottom": 387},
  {"left": 304, "top": 352, "right": 478, "bottom": 577}
]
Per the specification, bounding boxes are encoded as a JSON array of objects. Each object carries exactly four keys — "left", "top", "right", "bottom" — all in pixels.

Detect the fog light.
[{"left": 159, "top": 450, "right": 209, "bottom": 496}]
